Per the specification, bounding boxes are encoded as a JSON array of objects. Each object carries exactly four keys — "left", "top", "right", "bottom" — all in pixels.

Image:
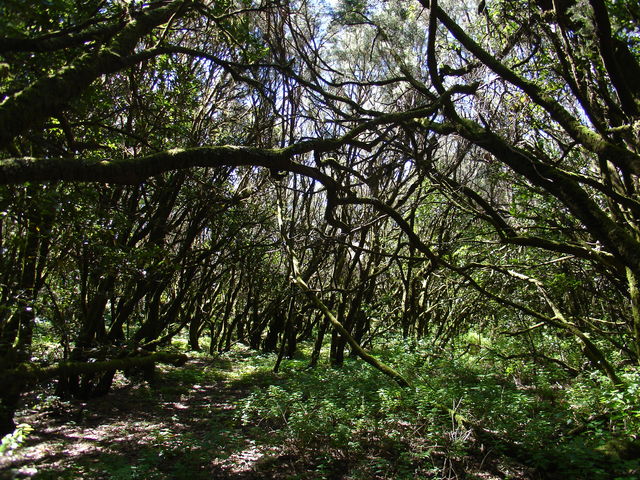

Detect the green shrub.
[{"left": 0, "top": 423, "right": 33, "bottom": 456}]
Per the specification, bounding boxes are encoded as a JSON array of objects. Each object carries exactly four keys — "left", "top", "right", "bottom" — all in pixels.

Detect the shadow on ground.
[{"left": 0, "top": 354, "right": 295, "bottom": 480}]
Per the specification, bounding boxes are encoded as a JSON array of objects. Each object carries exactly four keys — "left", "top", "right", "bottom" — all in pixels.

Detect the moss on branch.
[{"left": 0, "top": 352, "right": 187, "bottom": 389}]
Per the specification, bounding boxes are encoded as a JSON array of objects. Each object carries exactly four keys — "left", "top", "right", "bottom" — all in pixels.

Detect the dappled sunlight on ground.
[
  {"left": 0, "top": 356, "right": 281, "bottom": 480},
  {"left": 1, "top": 349, "right": 563, "bottom": 480}
]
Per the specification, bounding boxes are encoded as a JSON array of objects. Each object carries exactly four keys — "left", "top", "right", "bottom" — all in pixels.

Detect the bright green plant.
[{"left": 0, "top": 423, "right": 33, "bottom": 456}]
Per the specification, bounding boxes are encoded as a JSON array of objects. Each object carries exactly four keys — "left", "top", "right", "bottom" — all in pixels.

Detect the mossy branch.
[
  {"left": 292, "top": 273, "right": 411, "bottom": 388},
  {"left": 273, "top": 187, "right": 410, "bottom": 388},
  {"left": 0, "top": 352, "right": 187, "bottom": 389}
]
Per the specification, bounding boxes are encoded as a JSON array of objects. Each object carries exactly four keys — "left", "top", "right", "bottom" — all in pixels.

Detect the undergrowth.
[
  {"left": 4, "top": 338, "right": 640, "bottom": 479},
  {"left": 237, "top": 337, "right": 640, "bottom": 479}
]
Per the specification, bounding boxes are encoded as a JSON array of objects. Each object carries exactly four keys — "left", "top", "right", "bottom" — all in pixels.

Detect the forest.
[{"left": 1, "top": 0, "right": 640, "bottom": 478}]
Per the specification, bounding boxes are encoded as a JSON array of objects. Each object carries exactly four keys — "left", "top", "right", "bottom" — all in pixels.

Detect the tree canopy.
[{"left": 2, "top": 0, "right": 640, "bottom": 474}]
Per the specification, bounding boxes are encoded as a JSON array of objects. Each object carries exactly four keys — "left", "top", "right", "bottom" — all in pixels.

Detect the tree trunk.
[
  {"left": 626, "top": 267, "right": 640, "bottom": 363},
  {"left": 309, "top": 316, "right": 328, "bottom": 368},
  {"left": 293, "top": 274, "right": 410, "bottom": 388}
]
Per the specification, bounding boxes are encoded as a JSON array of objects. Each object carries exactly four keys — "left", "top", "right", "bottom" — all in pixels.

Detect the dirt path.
[{"left": 0, "top": 355, "right": 282, "bottom": 480}]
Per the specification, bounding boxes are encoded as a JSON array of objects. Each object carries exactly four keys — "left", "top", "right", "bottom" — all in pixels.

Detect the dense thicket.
[{"left": 1, "top": 0, "right": 639, "bottom": 453}]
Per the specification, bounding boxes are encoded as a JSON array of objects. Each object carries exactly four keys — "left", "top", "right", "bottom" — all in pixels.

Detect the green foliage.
[
  {"left": 235, "top": 336, "right": 638, "bottom": 478},
  {"left": 4, "top": 346, "right": 640, "bottom": 478},
  {"left": 568, "top": 369, "right": 640, "bottom": 438},
  {"left": 238, "top": 357, "right": 426, "bottom": 477},
  {"left": 332, "top": 0, "right": 371, "bottom": 24},
  {"left": 2, "top": 0, "right": 640, "bottom": 477},
  {"left": 0, "top": 423, "right": 33, "bottom": 456}
]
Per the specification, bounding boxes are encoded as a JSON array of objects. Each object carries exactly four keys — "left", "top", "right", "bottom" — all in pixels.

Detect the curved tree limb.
[
  {"left": 418, "top": 0, "right": 640, "bottom": 175},
  {"left": 0, "top": 0, "right": 189, "bottom": 150},
  {"left": 274, "top": 187, "right": 410, "bottom": 388}
]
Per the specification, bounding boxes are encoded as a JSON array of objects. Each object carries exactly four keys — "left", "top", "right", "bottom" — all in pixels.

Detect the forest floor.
[
  {"left": 0, "top": 346, "right": 631, "bottom": 479},
  {"left": 1, "top": 350, "right": 289, "bottom": 480}
]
